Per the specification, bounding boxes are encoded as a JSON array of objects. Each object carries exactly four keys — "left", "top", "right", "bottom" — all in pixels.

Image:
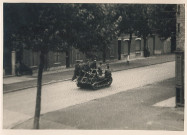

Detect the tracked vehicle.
[{"left": 76, "top": 68, "right": 112, "bottom": 90}]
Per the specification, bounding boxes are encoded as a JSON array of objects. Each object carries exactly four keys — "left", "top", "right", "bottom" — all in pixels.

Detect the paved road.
[
  {"left": 3, "top": 62, "right": 175, "bottom": 129},
  {"left": 14, "top": 78, "right": 184, "bottom": 130},
  {"left": 3, "top": 54, "right": 175, "bottom": 93}
]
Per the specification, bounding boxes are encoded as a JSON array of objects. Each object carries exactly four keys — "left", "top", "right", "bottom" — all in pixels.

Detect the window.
[
  {"left": 54, "top": 52, "right": 60, "bottom": 63},
  {"left": 32, "top": 51, "right": 39, "bottom": 66},
  {"left": 76, "top": 52, "right": 81, "bottom": 60},
  {"left": 135, "top": 38, "right": 141, "bottom": 51},
  {"left": 109, "top": 47, "right": 114, "bottom": 56}
]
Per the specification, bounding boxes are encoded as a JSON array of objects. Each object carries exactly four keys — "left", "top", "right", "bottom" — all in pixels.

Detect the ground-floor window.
[
  {"left": 76, "top": 51, "right": 81, "bottom": 60},
  {"left": 135, "top": 39, "right": 141, "bottom": 51},
  {"left": 31, "top": 51, "right": 39, "bottom": 66},
  {"left": 54, "top": 51, "right": 60, "bottom": 63}
]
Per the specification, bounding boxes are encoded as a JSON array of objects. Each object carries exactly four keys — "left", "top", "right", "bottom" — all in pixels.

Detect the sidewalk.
[
  {"left": 13, "top": 78, "right": 184, "bottom": 130},
  {"left": 3, "top": 54, "right": 175, "bottom": 93}
]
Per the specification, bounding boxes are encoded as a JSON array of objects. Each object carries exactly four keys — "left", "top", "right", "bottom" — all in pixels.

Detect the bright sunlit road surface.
[{"left": 3, "top": 61, "right": 175, "bottom": 129}]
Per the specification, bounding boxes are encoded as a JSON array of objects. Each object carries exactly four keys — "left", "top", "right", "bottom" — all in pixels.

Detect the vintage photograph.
[{"left": 2, "top": 2, "right": 185, "bottom": 130}]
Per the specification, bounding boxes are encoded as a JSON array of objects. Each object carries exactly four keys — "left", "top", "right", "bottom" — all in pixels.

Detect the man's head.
[{"left": 76, "top": 60, "right": 81, "bottom": 64}]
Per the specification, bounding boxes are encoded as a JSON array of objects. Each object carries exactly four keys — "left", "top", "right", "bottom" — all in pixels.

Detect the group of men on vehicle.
[{"left": 72, "top": 59, "right": 111, "bottom": 81}]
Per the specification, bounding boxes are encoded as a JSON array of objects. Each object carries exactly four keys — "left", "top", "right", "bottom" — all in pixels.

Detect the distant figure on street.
[
  {"left": 20, "top": 61, "right": 33, "bottom": 75},
  {"left": 72, "top": 60, "right": 81, "bottom": 81},
  {"left": 15, "top": 61, "right": 21, "bottom": 76}
]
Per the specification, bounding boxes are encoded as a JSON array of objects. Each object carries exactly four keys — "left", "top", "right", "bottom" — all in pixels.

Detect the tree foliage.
[
  {"left": 151, "top": 4, "right": 176, "bottom": 39},
  {"left": 115, "top": 4, "right": 177, "bottom": 56}
]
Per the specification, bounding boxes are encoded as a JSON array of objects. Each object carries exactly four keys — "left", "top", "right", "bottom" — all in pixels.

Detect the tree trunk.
[
  {"left": 66, "top": 46, "right": 71, "bottom": 68},
  {"left": 143, "top": 36, "right": 147, "bottom": 57},
  {"left": 153, "top": 35, "right": 155, "bottom": 55},
  {"left": 33, "top": 52, "right": 45, "bottom": 129},
  {"left": 102, "top": 44, "right": 106, "bottom": 63},
  {"left": 66, "top": 50, "right": 70, "bottom": 68},
  {"left": 128, "top": 33, "right": 132, "bottom": 55},
  {"left": 118, "top": 40, "right": 121, "bottom": 60}
]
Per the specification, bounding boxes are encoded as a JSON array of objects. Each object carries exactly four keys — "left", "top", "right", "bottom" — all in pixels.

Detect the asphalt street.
[
  {"left": 3, "top": 61, "right": 176, "bottom": 129},
  {"left": 3, "top": 54, "right": 175, "bottom": 93},
  {"left": 14, "top": 78, "right": 184, "bottom": 130}
]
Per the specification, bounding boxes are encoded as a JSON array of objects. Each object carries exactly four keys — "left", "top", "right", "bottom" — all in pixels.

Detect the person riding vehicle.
[
  {"left": 105, "top": 64, "right": 111, "bottom": 78},
  {"left": 90, "top": 59, "right": 97, "bottom": 69},
  {"left": 97, "top": 62, "right": 103, "bottom": 76},
  {"left": 74, "top": 60, "right": 112, "bottom": 89},
  {"left": 72, "top": 60, "right": 81, "bottom": 81}
]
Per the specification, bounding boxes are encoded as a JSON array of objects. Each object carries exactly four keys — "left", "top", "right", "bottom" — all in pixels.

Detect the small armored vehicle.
[{"left": 76, "top": 68, "right": 112, "bottom": 90}]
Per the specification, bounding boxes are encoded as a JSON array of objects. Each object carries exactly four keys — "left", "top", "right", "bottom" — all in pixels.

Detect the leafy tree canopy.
[{"left": 4, "top": 3, "right": 121, "bottom": 58}]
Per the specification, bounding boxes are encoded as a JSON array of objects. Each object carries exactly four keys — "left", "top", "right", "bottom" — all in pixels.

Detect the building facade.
[
  {"left": 3, "top": 33, "right": 172, "bottom": 76},
  {"left": 117, "top": 34, "right": 171, "bottom": 61}
]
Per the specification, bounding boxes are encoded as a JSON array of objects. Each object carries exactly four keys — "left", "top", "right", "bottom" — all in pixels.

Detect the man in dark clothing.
[
  {"left": 15, "top": 61, "right": 21, "bottom": 76},
  {"left": 97, "top": 62, "right": 103, "bottom": 76},
  {"left": 90, "top": 60, "right": 97, "bottom": 69},
  {"left": 83, "top": 60, "right": 90, "bottom": 72},
  {"left": 105, "top": 64, "right": 111, "bottom": 78},
  {"left": 72, "top": 60, "right": 81, "bottom": 81}
]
